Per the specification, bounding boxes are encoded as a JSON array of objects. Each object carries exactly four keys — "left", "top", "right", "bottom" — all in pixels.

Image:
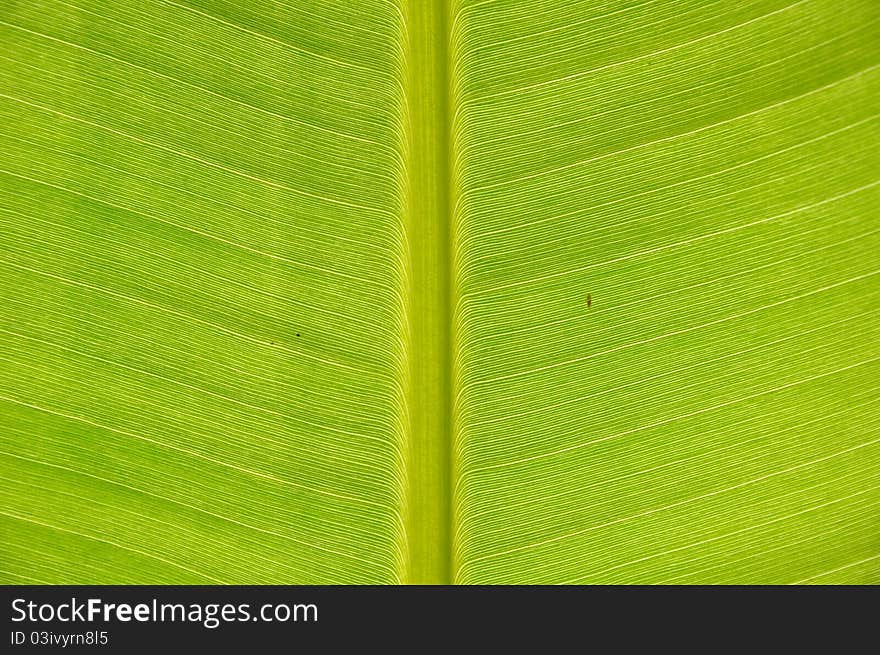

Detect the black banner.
[{"left": 1, "top": 585, "right": 875, "bottom": 651}]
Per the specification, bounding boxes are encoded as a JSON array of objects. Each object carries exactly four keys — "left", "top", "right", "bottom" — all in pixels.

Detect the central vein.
[{"left": 403, "top": 0, "right": 454, "bottom": 584}]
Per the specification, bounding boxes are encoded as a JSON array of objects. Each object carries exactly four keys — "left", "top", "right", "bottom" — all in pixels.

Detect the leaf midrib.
[{"left": 403, "top": 0, "right": 454, "bottom": 584}]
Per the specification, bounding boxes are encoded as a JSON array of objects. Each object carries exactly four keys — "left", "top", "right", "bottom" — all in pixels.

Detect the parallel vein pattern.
[
  {"left": 1, "top": 0, "right": 878, "bottom": 586},
  {"left": 0, "top": 0, "right": 411, "bottom": 584},
  {"left": 450, "top": 0, "right": 880, "bottom": 584}
]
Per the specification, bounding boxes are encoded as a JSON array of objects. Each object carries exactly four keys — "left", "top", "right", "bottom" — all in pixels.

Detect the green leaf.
[{"left": 1, "top": 0, "right": 877, "bottom": 585}]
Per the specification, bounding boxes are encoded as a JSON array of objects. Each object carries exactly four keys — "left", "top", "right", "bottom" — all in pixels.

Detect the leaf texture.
[
  {"left": 0, "top": 0, "right": 878, "bottom": 585},
  {"left": 0, "top": 0, "right": 411, "bottom": 584},
  {"left": 451, "top": 0, "right": 880, "bottom": 583}
]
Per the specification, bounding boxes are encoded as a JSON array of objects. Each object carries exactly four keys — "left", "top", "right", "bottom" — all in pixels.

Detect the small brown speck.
[
  {"left": 296, "top": 333, "right": 301, "bottom": 337},
  {"left": 587, "top": 294, "right": 592, "bottom": 309}
]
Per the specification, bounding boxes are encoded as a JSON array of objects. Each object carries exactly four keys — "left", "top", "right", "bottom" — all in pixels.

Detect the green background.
[{"left": 1, "top": 0, "right": 877, "bottom": 584}]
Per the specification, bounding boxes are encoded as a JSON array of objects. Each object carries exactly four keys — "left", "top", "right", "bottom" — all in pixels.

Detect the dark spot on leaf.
[{"left": 296, "top": 333, "right": 301, "bottom": 337}]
